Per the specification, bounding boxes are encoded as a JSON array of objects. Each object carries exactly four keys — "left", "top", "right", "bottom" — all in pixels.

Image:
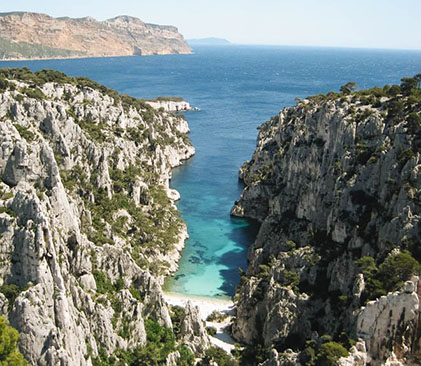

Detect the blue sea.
[{"left": 3, "top": 45, "right": 421, "bottom": 299}]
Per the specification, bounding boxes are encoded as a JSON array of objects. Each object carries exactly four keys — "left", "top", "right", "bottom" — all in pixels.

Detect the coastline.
[{"left": 0, "top": 51, "right": 192, "bottom": 63}]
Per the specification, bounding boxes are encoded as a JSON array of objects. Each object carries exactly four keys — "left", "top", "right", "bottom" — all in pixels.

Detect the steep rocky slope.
[
  {"left": 0, "top": 12, "right": 191, "bottom": 59},
  {"left": 0, "top": 68, "right": 209, "bottom": 365},
  {"left": 232, "top": 78, "right": 421, "bottom": 365}
]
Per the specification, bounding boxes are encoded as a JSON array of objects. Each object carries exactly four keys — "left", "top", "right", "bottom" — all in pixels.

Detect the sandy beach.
[{"left": 163, "top": 292, "right": 237, "bottom": 353}]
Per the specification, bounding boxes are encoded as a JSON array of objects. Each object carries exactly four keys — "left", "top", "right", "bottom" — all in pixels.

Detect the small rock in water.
[{"left": 189, "top": 256, "right": 202, "bottom": 264}]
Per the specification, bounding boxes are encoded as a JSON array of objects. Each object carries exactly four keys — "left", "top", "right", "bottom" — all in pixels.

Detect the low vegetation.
[
  {"left": 0, "top": 36, "right": 85, "bottom": 59},
  {"left": 92, "top": 319, "right": 195, "bottom": 366},
  {"left": 148, "top": 96, "right": 184, "bottom": 102},
  {"left": 302, "top": 339, "right": 349, "bottom": 366},
  {"left": 0, "top": 316, "right": 28, "bottom": 365},
  {"left": 357, "top": 251, "right": 421, "bottom": 303},
  {"left": 206, "top": 310, "right": 229, "bottom": 322},
  {"left": 0, "top": 283, "right": 28, "bottom": 311}
]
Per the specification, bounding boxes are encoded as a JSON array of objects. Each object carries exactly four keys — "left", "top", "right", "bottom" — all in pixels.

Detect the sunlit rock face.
[
  {"left": 0, "top": 69, "right": 211, "bottom": 365},
  {"left": 0, "top": 12, "right": 191, "bottom": 59},
  {"left": 232, "top": 89, "right": 421, "bottom": 365}
]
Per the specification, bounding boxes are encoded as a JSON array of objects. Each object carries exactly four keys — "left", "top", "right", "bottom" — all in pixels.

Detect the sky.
[{"left": 1, "top": 0, "right": 421, "bottom": 50}]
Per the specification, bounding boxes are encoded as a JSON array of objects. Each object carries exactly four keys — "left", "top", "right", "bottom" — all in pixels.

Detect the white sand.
[{"left": 163, "top": 292, "right": 237, "bottom": 353}]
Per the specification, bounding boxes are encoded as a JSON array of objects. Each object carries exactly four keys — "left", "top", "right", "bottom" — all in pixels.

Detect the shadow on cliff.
[{"left": 217, "top": 216, "right": 260, "bottom": 296}]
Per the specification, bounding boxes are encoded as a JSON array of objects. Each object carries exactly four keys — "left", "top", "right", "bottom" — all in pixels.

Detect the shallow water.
[{"left": 4, "top": 45, "right": 421, "bottom": 298}]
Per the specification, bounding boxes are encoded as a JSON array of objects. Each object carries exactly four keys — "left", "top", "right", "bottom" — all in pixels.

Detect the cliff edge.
[
  {"left": 0, "top": 68, "right": 211, "bottom": 365},
  {"left": 0, "top": 12, "right": 191, "bottom": 60},
  {"left": 232, "top": 77, "right": 421, "bottom": 366}
]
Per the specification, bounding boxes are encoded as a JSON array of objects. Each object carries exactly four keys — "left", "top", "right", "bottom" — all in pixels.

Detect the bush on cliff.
[
  {"left": 378, "top": 252, "right": 420, "bottom": 291},
  {"left": 314, "top": 342, "right": 348, "bottom": 366},
  {"left": 198, "top": 346, "right": 238, "bottom": 366},
  {"left": 357, "top": 251, "right": 421, "bottom": 303},
  {"left": 93, "top": 318, "right": 178, "bottom": 366},
  {"left": 0, "top": 316, "right": 28, "bottom": 365}
]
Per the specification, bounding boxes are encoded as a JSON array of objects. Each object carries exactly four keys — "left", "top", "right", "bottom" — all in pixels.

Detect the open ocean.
[{"left": 3, "top": 45, "right": 421, "bottom": 299}]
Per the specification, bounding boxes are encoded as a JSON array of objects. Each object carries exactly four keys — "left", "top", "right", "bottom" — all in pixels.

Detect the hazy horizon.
[{"left": 1, "top": 0, "right": 421, "bottom": 50}]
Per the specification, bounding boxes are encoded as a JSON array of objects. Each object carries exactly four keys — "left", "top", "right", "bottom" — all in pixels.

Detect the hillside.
[
  {"left": 0, "top": 68, "right": 213, "bottom": 365},
  {"left": 0, "top": 12, "right": 191, "bottom": 59},
  {"left": 232, "top": 77, "right": 421, "bottom": 365}
]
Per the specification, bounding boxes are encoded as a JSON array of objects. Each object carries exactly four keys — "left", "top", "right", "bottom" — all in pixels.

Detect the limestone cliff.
[
  {"left": 0, "top": 12, "right": 191, "bottom": 60},
  {"left": 232, "top": 80, "right": 421, "bottom": 365},
  {"left": 146, "top": 98, "right": 192, "bottom": 112},
  {"left": 0, "top": 68, "right": 209, "bottom": 365}
]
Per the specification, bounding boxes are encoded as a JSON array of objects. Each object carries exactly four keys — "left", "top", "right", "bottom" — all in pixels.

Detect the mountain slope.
[
  {"left": 0, "top": 12, "right": 191, "bottom": 59},
  {"left": 232, "top": 78, "right": 421, "bottom": 365}
]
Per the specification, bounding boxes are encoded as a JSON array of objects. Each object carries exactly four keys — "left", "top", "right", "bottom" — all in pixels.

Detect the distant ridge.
[
  {"left": 187, "top": 37, "right": 231, "bottom": 46},
  {"left": 0, "top": 11, "right": 191, "bottom": 60}
]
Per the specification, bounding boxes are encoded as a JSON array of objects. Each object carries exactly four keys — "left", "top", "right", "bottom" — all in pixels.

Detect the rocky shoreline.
[
  {"left": 0, "top": 68, "right": 212, "bottom": 365},
  {"left": 231, "top": 79, "right": 421, "bottom": 365}
]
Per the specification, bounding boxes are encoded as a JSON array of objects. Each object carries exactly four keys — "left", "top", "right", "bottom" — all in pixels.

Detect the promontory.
[{"left": 0, "top": 12, "right": 191, "bottom": 60}]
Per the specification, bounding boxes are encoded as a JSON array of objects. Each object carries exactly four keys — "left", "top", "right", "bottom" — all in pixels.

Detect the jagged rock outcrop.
[
  {"left": 146, "top": 99, "right": 192, "bottom": 112},
  {"left": 338, "top": 340, "right": 368, "bottom": 366},
  {"left": 0, "top": 12, "right": 191, "bottom": 60},
  {"left": 355, "top": 278, "right": 420, "bottom": 365},
  {"left": 232, "top": 83, "right": 421, "bottom": 365},
  {"left": 0, "top": 68, "right": 209, "bottom": 365},
  {"left": 180, "top": 301, "right": 211, "bottom": 355}
]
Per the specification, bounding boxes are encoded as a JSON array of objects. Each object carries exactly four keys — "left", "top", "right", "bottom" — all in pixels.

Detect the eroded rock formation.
[
  {"left": 0, "top": 68, "right": 209, "bottom": 365},
  {"left": 232, "top": 84, "right": 421, "bottom": 365}
]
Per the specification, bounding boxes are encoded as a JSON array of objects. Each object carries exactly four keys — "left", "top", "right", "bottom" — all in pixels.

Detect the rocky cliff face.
[
  {"left": 146, "top": 99, "right": 192, "bottom": 112},
  {"left": 0, "top": 68, "right": 209, "bottom": 365},
  {"left": 232, "top": 82, "right": 421, "bottom": 365},
  {"left": 0, "top": 12, "right": 191, "bottom": 59}
]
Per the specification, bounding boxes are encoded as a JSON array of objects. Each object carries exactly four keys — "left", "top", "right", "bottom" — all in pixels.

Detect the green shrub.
[
  {"left": 355, "top": 256, "right": 377, "bottom": 277},
  {"left": 388, "top": 84, "right": 401, "bottom": 96},
  {"left": 206, "top": 310, "right": 229, "bottom": 323},
  {"left": 169, "top": 305, "right": 185, "bottom": 338},
  {"left": 129, "top": 287, "right": 143, "bottom": 303},
  {"left": 177, "top": 344, "right": 195, "bottom": 366},
  {"left": 0, "top": 77, "right": 12, "bottom": 91},
  {"left": 401, "top": 77, "right": 418, "bottom": 95},
  {"left": 144, "top": 318, "right": 175, "bottom": 363},
  {"left": 199, "top": 346, "right": 238, "bottom": 366},
  {"left": 93, "top": 318, "right": 178, "bottom": 365},
  {"left": 0, "top": 317, "right": 28, "bottom": 365},
  {"left": 77, "top": 119, "right": 107, "bottom": 143},
  {"left": 14, "top": 124, "right": 35, "bottom": 142},
  {"left": 0, "top": 206, "right": 17, "bottom": 218},
  {"left": 206, "top": 326, "right": 217, "bottom": 336},
  {"left": 314, "top": 342, "right": 348, "bottom": 366},
  {"left": 386, "top": 99, "right": 405, "bottom": 122},
  {"left": 0, "top": 284, "right": 28, "bottom": 311},
  {"left": 34, "top": 69, "right": 73, "bottom": 84},
  {"left": 20, "top": 87, "right": 45, "bottom": 100},
  {"left": 238, "top": 344, "right": 270, "bottom": 366},
  {"left": 357, "top": 252, "right": 420, "bottom": 302},
  {"left": 154, "top": 96, "right": 184, "bottom": 102},
  {"left": 285, "top": 240, "right": 296, "bottom": 251},
  {"left": 282, "top": 270, "right": 300, "bottom": 291},
  {"left": 378, "top": 252, "right": 420, "bottom": 292},
  {"left": 93, "top": 270, "right": 116, "bottom": 294},
  {"left": 407, "top": 112, "right": 421, "bottom": 134}
]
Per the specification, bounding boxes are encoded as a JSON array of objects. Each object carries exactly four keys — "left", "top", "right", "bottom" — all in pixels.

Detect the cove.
[{"left": 3, "top": 45, "right": 421, "bottom": 298}]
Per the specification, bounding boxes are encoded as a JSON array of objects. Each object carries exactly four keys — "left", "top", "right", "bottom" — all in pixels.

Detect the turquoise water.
[{"left": 3, "top": 45, "right": 421, "bottom": 298}]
